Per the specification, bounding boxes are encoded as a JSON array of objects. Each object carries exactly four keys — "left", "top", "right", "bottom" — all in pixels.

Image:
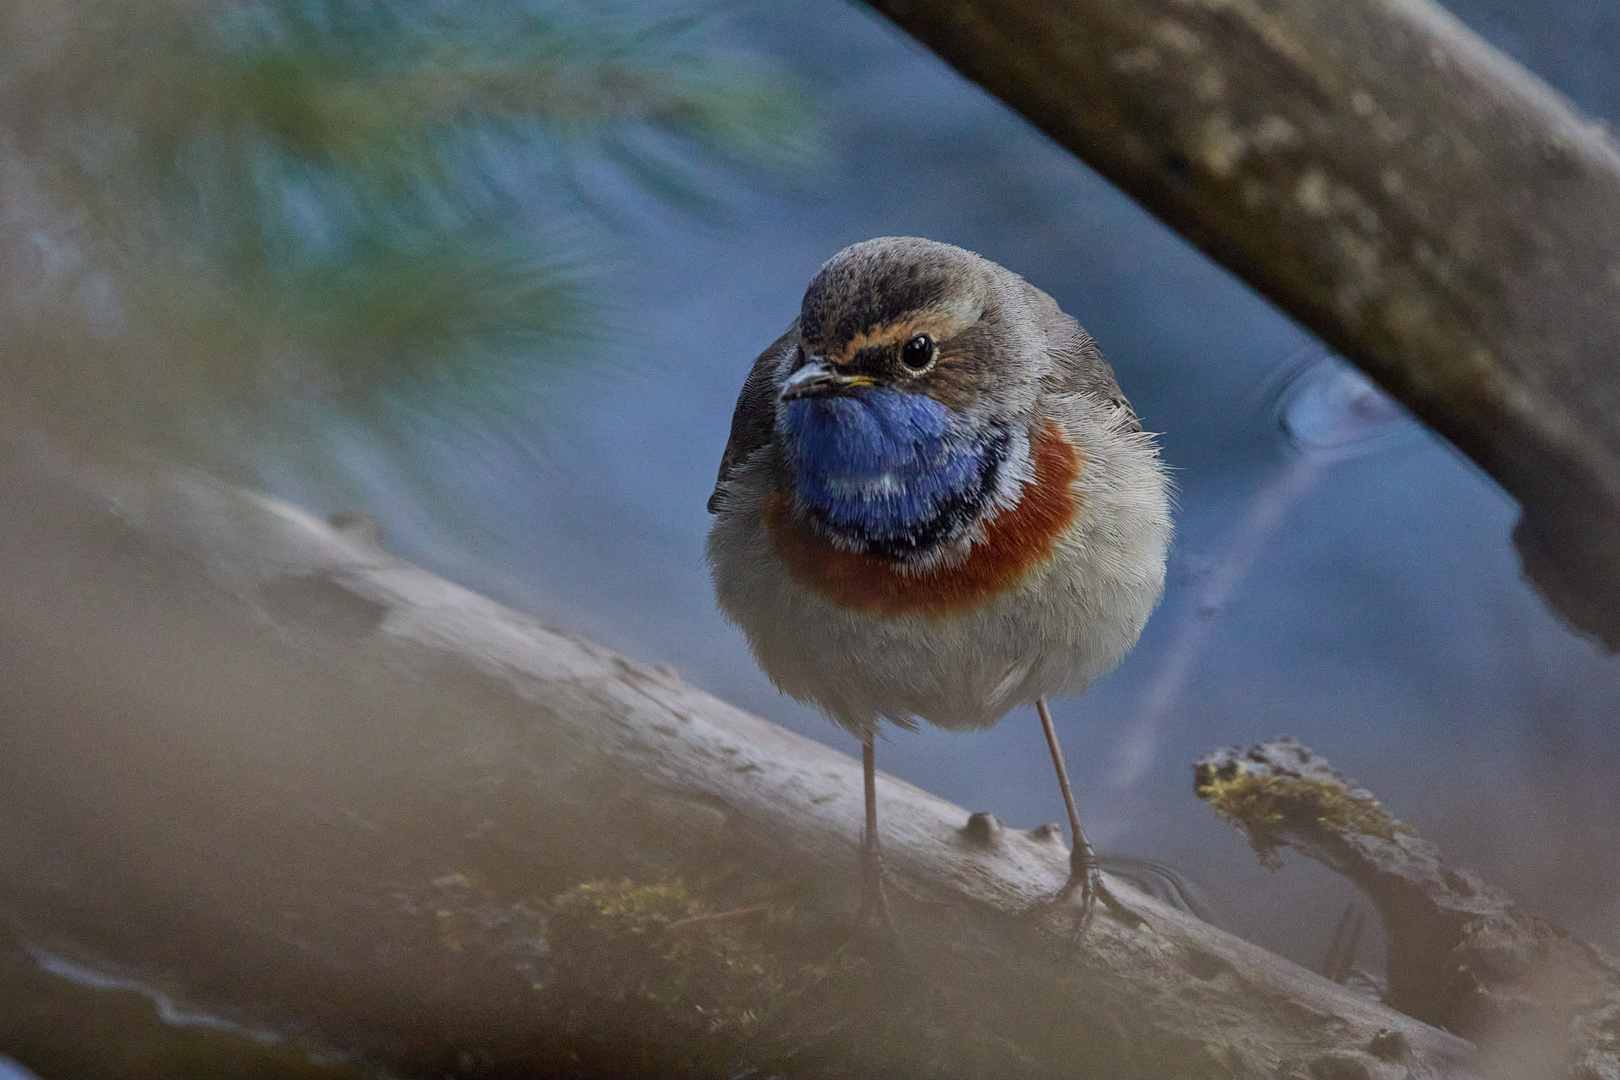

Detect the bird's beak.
[{"left": 779, "top": 359, "right": 875, "bottom": 401}]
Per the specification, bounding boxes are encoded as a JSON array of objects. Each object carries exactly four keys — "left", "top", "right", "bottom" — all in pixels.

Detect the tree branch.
[
  {"left": 0, "top": 434, "right": 1478, "bottom": 1077},
  {"left": 1197, "top": 738, "right": 1620, "bottom": 1079},
  {"left": 863, "top": 0, "right": 1620, "bottom": 647}
]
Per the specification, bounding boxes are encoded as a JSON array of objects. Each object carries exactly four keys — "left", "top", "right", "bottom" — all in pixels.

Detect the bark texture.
[
  {"left": 863, "top": 0, "right": 1620, "bottom": 647},
  {"left": 0, "top": 435, "right": 1480, "bottom": 1078}
]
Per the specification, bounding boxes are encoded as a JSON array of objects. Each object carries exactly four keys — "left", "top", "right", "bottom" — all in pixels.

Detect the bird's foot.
[
  {"left": 1043, "top": 847, "right": 1146, "bottom": 939},
  {"left": 852, "top": 849, "right": 912, "bottom": 962}
]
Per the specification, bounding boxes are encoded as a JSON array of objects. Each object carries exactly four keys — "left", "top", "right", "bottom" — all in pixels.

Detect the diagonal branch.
[
  {"left": 863, "top": 0, "right": 1620, "bottom": 647},
  {"left": 0, "top": 433, "right": 1480, "bottom": 1077}
]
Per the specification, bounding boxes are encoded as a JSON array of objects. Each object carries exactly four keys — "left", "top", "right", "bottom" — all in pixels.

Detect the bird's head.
[
  {"left": 785, "top": 236, "right": 1045, "bottom": 418},
  {"left": 775, "top": 237, "right": 1049, "bottom": 560}
]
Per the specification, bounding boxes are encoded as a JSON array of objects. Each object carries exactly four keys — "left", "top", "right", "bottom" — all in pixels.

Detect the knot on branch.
[{"left": 960, "top": 810, "right": 1005, "bottom": 847}]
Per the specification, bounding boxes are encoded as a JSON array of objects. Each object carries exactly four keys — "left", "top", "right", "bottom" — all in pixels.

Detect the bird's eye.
[{"left": 900, "top": 334, "right": 935, "bottom": 372}]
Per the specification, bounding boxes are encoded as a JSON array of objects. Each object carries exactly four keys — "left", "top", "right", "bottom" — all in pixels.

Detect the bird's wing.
[
  {"left": 708, "top": 321, "right": 800, "bottom": 514},
  {"left": 1031, "top": 288, "right": 1143, "bottom": 431}
]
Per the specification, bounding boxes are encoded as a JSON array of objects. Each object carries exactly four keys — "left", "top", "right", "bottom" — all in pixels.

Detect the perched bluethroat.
[{"left": 707, "top": 237, "right": 1172, "bottom": 922}]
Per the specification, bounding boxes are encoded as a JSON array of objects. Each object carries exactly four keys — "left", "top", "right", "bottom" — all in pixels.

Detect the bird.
[{"left": 705, "top": 237, "right": 1172, "bottom": 923}]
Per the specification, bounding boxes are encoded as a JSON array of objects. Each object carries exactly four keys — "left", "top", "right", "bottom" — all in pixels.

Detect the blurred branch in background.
[
  {"left": 0, "top": 0, "right": 814, "bottom": 460},
  {"left": 864, "top": 0, "right": 1620, "bottom": 649}
]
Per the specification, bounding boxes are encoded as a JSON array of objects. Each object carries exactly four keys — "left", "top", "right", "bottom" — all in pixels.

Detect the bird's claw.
[
  {"left": 853, "top": 850, "right": 915, "bottom": 965},
  {"left": 1053, "top": 847, "right": 1145, "bottom": 937}
]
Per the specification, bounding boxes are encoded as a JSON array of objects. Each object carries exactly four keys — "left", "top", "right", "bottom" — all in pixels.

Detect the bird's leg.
[
  {"left": 858, "top": 734, "right": 900, "bottom": 939},
  {"left": 1037, "top": 697, "right": 1141, "bottom": 930},
  {"left": 862, "top": 736, "right": 880, "bottom": 898}
]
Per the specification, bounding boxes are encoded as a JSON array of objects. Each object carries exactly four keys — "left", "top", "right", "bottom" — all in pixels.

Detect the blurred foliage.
[{"left": 0, "top": 0, "right": 814, "bottom": 454}]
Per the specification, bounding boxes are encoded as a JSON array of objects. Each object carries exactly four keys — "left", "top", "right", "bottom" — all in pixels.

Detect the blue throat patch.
[{"left": 778, "top": 388, "right": 1005, "bottom": 558}]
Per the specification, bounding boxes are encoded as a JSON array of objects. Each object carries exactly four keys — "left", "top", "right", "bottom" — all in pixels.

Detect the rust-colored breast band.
[{"left": 766, "top": 421, "right": 1083, "bottom": 619}]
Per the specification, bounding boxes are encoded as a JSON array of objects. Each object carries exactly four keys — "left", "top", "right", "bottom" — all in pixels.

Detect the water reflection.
[
  {"left": 1110, "top": 454, "right": 1323, "bottom": 794},
  {"left": 24, "top": 945, "right": 281, "bottom": 1045},
  {"left": 1110, "top": 350, "right": 1418, "bottom": 794},
  {"left": 1273, "top": 352, "right": 1418, "bottom": 459}
]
